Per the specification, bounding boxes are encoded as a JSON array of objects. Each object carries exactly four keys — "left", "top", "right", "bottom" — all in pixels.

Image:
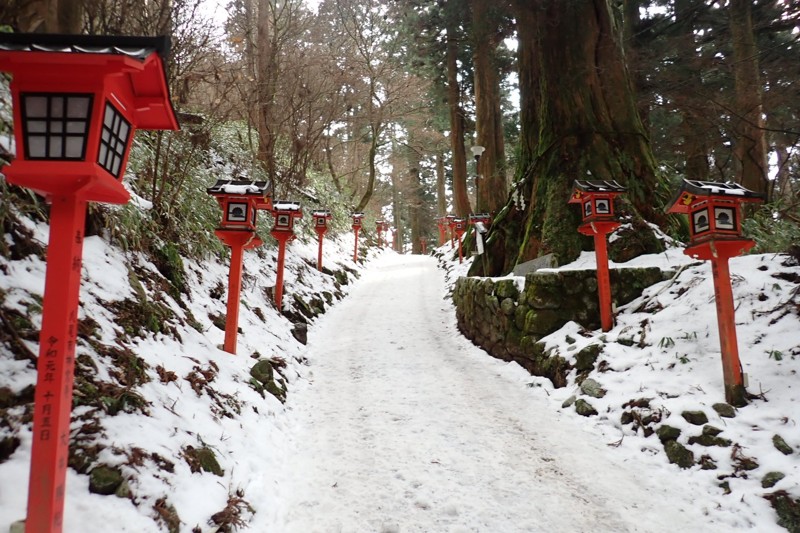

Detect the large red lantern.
[
  {"left": 666, "top": 179, "right": 763, "bottom": 406},
  {"left": 0, "top": 33, "right": 179, "bottom": 533},
  {"left": 207, "top": 179, "right": 271, "bottom": 355},
  {"left": 271, "top": 201, "right": 302, "bottom": 311},
  {"left": 568, "top": 179, "right": 627, "bottom": 332}
]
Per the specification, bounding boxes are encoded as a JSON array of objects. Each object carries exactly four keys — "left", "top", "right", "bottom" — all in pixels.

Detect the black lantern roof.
[
  {"left": 572, "top": 180, "right": 627, "bottom": 194},
  {"left": 666, "top": 179, "right": 764, "bottom": 214},
  {"left": 0, "top": 33, "right": 169, "bottom": 61},
  {"left": 674, "top": 180, "right": 762, "bottom": 199},
  {"left": 207, "top": 179, "right": 269, "bottom": 196}
]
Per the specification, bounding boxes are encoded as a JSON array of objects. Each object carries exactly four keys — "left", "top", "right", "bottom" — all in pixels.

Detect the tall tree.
[
  {"left": 478, "top": 0, "right": 663, "bottom": 275},
  {"left": 471, "top": 0, "right": 509, "bottom": 214},
  {"left": 729, "top": 0, "right": 769, "bottom": 196},
  {"left": 444, "top": 0, "right": 472, "bottom": 217}
]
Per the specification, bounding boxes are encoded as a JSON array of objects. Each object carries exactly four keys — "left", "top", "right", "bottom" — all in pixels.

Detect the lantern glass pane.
[
  {"left": 48, "top": 137, "right": 63, "bottom": 158},
  {"left": 21, "top": 93, "right": 92, "bottom": 161},
  {"left": 65, "top": 136, "right": 84, "bottom": 158},
  {"left": 715, "top": 207, "right": 736, "bottom": 231},
  {"left": 51, "top": 98, "right": 64, "bottom": 118},
  {"left": 97, "top": 144, "right": 108, "bottom": 165},
  {"left": 227, "top": 203, "right": 248, "bottom": 222},
  {"left": 26, "top": 120, "right": 46, "bottom": 133},
  {"left": 595, "top": 198, "right": 610, "bottom": 214},
  {"left": 28, "top": 136, "right": 46, "bottom": 158},
  {"left": 67, "top": 97, "right": 91, "bottom": 119},
  {"left": 97, "top": 102, "right": 132, "bottom": 178},
  {"left": 110, "top": 155, "right": 122, "bottom": 176},
  {"left": 692, "top": 208, "right": 710, "bottom": 234},
  {"left": 24, "top": 96, "right": 48, "bottom": 117},
  {"left": 66, "top": 121, "right": 86, "bottom": 134}
]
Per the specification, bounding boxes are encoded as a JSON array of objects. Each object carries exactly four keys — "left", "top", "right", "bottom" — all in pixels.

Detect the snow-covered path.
[{"left": 264, "top": 253, "right": 718, "bottom": 533}]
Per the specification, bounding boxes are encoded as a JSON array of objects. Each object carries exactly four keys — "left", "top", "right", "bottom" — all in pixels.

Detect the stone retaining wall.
[{"left": 453, "top": 268, "right": 666, "bottom": 386}]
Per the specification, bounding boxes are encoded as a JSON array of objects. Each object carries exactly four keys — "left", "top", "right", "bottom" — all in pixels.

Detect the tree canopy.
[{"left": 1, "top": 0, "right": 798, "bottom": 262}]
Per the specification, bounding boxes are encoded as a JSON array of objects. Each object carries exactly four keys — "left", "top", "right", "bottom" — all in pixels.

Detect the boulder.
[
  {"left": 89, "top": 466, "right": 124, "bottom": 495},
  {"left": 575, "top": 399, "right": 598, "bottom": 417},
  {"left": 681, "top": 410, "right": 709, "bottom": 426},
  {"left": 664, "top": 440, "right": 694, "bottom": 469}
]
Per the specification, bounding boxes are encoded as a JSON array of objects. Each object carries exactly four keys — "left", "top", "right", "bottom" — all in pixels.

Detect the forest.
[{"left": 1, "top": 0, "right": 799, "bottom": 272}]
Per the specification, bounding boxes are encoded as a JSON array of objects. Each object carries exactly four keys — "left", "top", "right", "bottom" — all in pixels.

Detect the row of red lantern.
[
  {"left": 0, "top": 33, "right": 181, "bottom": 533},
  {"left": 435, "top": 214, "right": 492, "bottom": 263},
  {"left": 568, "top": 178, "right": 763, "bottom": 407}
]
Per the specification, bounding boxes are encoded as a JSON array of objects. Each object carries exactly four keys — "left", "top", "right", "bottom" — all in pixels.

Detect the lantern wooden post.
[
  {"left": 446, "top": 215, "right": 456, "bottom": 249},
  {"left": 271, "top": 202, "right": 302, "bottom": 311},
  {"left": 351, "top": 212, "right": 364, "bottom": 263},
  {"left": 313, "top": 210, "right": 332, "bottom": 271},
  {"left": 420, "top": 239, "right": 428, "bottom": 254},
  {"left": 0, "top": 33, "right": 179, "bottom": 533},
  {"left": 666, "top": 179, "right": 763, "bottom": 406},
  {"left": 436, "top": 217, "right": 447, "bottom": 246},
  {"left": 375, "top": 220, "right": 385, "bottom": 248},
  {"left": 207, "top": 179, "right": 270, "bottom": 354},
  {"left": 568, "top": 180, "right": 627, "bottom": 332}
]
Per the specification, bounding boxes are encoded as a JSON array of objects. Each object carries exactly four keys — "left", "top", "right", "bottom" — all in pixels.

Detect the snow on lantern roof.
[
  {"left": 273, "top": 201, "right": 302, "bottom": 212},
  {"left": 666, "top": 179, "right": 763, "bottom": 214},
  {"left": 207, "top": 179, "right": 269, "bottom": 196},
  {"left": 572, "top": 180, "right": 627, "bottom": 194},
  {"left": 312, "top": 210, "right": 331, "bottom": 217},
  {"left": 352, "top": 212, "right": 364, "bottom": 218}
]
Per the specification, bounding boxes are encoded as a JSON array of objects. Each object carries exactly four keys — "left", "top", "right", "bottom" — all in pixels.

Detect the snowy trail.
[{"left": 265, "top": 253, "right": 717, "bottom": 533}]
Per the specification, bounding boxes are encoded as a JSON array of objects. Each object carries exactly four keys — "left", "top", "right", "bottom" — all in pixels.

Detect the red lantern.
[
  {"left": 271, "top": 201, "right": 303, "bottom": 311},
  {"left": 435, "top": 216, "right": 448, "bottom": 246},
  {"left": 468, "top": 213, "right": 492, "bottom": 256},
  {"left": 666, "top": 179, "right": 764, "bottom": 406},
  {"left": 351, "top": 212, "right": 364, "bottom": 263},
  {"left": 0, "top": 33, "right": 179, "bottom": 533},
  {"left": 453, "top": 218, "right": 467, "bottom": 263},
  {"left": 207, "top": 179, "right": 271, "bottom": 355},
  {"left": 568, "top": 180, "right": 627, "bottom": 332},
  {"left": 376, "top": 219, "right": 385, "bottom": 247},
  {"left": 312, "top": 210, "right": 332, "bottom": 271},
  {"left": 446, "top": 214, "right": 456, "bottom": 248}
]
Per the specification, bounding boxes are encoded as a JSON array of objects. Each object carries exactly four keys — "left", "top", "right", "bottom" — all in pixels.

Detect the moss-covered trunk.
[{"left": 474, "top": 0, "right": 664, "bottom": 276}]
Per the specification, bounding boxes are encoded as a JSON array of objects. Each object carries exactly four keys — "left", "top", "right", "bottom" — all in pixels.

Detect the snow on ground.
[
  {"left": 261, "top": 254, "right": 727, "bottom": 533},
  {"left": 0, "top": 213, "right": 371, "bottom": 532},
  {"left": 1, "top": 211, "right": 799, "bottom": 532},
  {"left": 434, "top": 238, "right": 800, "bottom": 532}
]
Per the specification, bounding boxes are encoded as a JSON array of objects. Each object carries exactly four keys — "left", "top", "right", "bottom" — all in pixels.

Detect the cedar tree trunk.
[
  {"left": 477, "top": 0, "right": 662, "bottom": 275},
  {"left": 729, "top": 0, "right": 769, "bottom": 196},
  {"left": 472, "top": 0, "right": 507, "bottom": 214}
]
